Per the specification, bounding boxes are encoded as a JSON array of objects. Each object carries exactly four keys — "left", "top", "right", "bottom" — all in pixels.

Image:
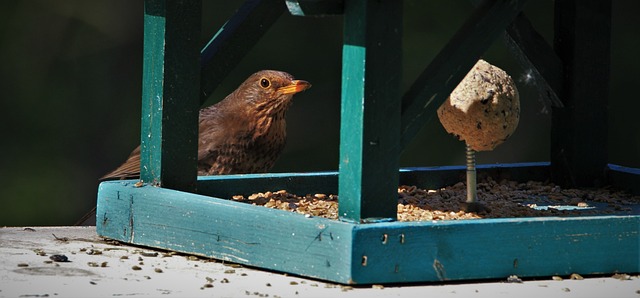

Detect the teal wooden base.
[{"left": 96, "top": 163, "right": 639, "bottom": 284}]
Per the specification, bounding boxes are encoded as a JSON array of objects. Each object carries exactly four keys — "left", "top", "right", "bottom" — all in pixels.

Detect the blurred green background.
[{"left": 1, "top": 1, "right": 638, "bottom": 226}]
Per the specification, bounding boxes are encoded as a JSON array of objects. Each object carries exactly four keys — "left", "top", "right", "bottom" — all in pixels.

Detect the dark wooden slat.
[
  {"left": 607, "top": 164, "right": 640, "bottom": 195},
  {"left": 504, "top": 13, "right": 564, "bottom": 108},
  {"left": 140, "top": 0, "right": 201, "bottom": 191},
  {"left": 200, "top": 0, "right": 285, "bottom": 104},
  {"left": 285, "top": 0, "right": 343, "bottom": 16},
  {"left": 551, "top": 0, "right": 611, "bottom": 187},
  {"left": 193, "top": 162, "right": 552, "bottom": 199},
  {"left": 338, "top": 0, "right": 402, "bottom": 222},
  {"left": 467, "top": 0, "right": 564, "bottom": 109},
  {"left": 400, "top": 0, "right": 528, "bottom": 149}
]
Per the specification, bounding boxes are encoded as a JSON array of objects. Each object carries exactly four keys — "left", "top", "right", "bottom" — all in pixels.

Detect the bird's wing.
[
  {"left": 100, "top": 146, "right": 141, "bottom": 180},
  {"left": 196, "top": 106, "right": 234, "bottom": 161}
]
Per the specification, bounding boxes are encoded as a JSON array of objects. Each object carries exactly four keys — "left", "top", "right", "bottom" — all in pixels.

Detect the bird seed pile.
[{"left": 231, "top": 177, "right": 638, "bottom": 221}]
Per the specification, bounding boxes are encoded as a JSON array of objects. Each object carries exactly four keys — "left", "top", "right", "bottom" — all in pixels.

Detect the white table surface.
[{"left": 1, "top": 226, "right": 638, "bottom": 298}]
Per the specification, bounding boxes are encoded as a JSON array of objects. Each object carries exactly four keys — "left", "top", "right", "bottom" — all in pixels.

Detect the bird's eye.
[{"left": 259, "top": 78, "right": 271, "bottom": 89}]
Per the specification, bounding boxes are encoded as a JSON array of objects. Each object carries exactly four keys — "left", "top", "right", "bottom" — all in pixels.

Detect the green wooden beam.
[
  {"left": 200, "top": 0, "right": 285, "bottom": 104},
  {"left": 285, "top": 0, "right": 343, "bottom": 16},
  {"left": 400, "top": 0, "right": 528, "bottom": 149},
  {"left": 140, "top": 0, "right": 202, "bottom": 191},
  {"left": 339, "top": 0, "right": 402, "bottom": 223},
  {"left": 551, "top": 0, "right": 611, "bottom": 187}
]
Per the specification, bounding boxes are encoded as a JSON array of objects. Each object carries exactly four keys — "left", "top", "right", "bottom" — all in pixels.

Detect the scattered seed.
[
  {"left": 341, "top": 286, "right": 354, "bottom": 292},
  {"left": 17, "top": 263, "right": 28, "bottom": 267},
  {"left": 49, "top": 255, "right": 69, "bottom": 262},
  {"left": 612, "top": 273, "right": 632, "bottom": 280},
  {"left": 230, "top": 179, "right": 638, "bottom": 221},
  {"left": 552, "top": 276, "right": 563, "bottom": 281},
  {"left": 132, "top": 265, "right": 142, "bottom": 270},
  {"left": 507, "top": 275, "right": 523, "bottom": 283},
  {"left": 154, "top": 268, "right": 163, "bottom": 273},
  {"left": 86, "top": 249, "right": 102, "bottom": 255},
  {"left": 52, "top": 234, "right": 69, "bottom": 242},
  {"left": 570, "top": 273, "right": 583, "bottom": 280}
]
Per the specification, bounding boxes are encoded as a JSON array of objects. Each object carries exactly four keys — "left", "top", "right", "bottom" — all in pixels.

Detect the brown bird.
[
  {"left": 101, "top": 70, "right": 311, "bottom": 180},
  {"left": 76, "top": 70, "right": 310, "bottom": 225}
]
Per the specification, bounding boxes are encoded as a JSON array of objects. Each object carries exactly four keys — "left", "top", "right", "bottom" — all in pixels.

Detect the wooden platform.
[
  {"left": 2, "top": 226, "right": 639, "bottom": 297},
  {"left": 96, "top": 163, "right": 640, "bottom": 284}
]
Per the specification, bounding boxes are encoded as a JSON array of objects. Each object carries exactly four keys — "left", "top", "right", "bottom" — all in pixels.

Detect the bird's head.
[{"left": 234, "top": 70, "right": 311, "bottom": 115}]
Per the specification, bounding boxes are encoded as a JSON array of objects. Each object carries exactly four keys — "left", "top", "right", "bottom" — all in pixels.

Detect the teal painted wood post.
[
  {"left": 551, "top": 0, "right": 611, "bottom": 187},
  {"left": 338, "top": 0, "right": 402, "bottom": 222},
  {"left": 141, "top": 0, "right": 202, "bottom": 191}
]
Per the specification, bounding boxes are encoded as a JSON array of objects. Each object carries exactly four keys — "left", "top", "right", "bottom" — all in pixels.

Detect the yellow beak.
[{"left": 278, "top": 80, "right": 312, "bottom": 95}]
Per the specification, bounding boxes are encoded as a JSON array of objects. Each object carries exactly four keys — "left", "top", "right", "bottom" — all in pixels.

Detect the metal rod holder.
[{"left": 466, "top": 144, "right": 477, "bottom": 203}]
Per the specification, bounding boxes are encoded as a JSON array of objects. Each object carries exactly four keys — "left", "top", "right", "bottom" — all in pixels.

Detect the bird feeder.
[
  {"left": 96, "top": 0, "right": 639, "bottom": 285},
  {"left": 437, "top": 59, "right": 521, "bottom": 212}
]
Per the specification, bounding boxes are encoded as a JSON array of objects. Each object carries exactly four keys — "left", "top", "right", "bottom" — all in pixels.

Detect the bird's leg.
[{"left": 461, "top": 144, "right": 489, "bottom": 213}]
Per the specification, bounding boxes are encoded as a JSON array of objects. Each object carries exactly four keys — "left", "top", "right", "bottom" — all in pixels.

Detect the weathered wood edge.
[
  {"left": 349, "top": 215, "right": 639, "bottom": 284},
  {"left": 96, "top": 182, "right": 355, "bottom": 283}
]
